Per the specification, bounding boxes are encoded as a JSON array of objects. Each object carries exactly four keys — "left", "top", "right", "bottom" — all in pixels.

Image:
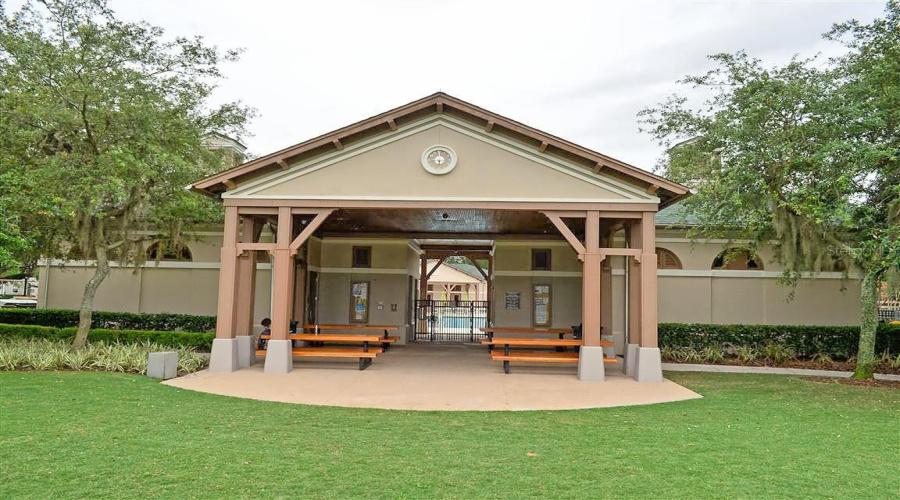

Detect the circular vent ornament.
[{"left": 421, "top": 145, "right": 458, "bottom": 175}]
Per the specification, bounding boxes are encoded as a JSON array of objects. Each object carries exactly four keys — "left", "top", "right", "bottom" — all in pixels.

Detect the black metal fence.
[{"left": 414, "top": 300, "right": 490, "bottom": 342}]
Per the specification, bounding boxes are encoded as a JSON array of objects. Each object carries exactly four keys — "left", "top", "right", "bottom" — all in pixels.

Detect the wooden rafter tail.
[
  {"left": 539, "top": 141, "right": 549, "bottom": 153},
  {"left": 332, "top": 139, "right": 343, "bottom": 150},
  {"left": 387, "top": 119, "right": 397, "bottom": 131},
  {"left": 484, "top": 120, "right": 494, "bottom": 133},
  {"left": 277, "top": 159, "right": 290, "bottom": 170},
  {"left": 223, "top": 179, "right": 237, "bottom": 190}
]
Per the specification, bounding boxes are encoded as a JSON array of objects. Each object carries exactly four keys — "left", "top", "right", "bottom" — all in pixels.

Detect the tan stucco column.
[
  {"left": 600, "top": 253, "right": 614, "bottom": 357},
  {"left": 579, "top": 210, "right": 607, "bottom": 381},
  {"left": 264, "top": 206, "right": 295, "bottom": 374},
  {"left": 625, "top": 220, "right": 642, "bottom": 377},
  {"left": 234, "top": 218, "right": 262, "bottom": 368},
  {"left": 600, "top": 231, "right": 614, "bottom": 341},
  {"left": 634, "top": 211, "right": 662, "bottom": 382},
  {"left": 209, "top": 206, "right": 241, "bottom": 372}
]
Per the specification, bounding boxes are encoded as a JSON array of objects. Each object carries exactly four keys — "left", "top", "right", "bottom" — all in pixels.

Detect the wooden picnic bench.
[
  {"left": 302, "top": 324, "right": 399, "bottom": 351},
  {"left": 257, "top": 333, "right": 385, "bottom": 370},
  {"left": 481, "top": 327, "right": 578, "bottom": 353},
  {"left": 481, "top": 327, "right": 575, "bottom": 341},
  {"left": 481, "top": 337, "right": 616, "bottom": 374}
]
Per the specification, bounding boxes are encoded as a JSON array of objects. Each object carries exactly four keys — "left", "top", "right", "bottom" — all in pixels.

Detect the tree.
[
  {"left": 0, "top": 0, "right": 254, "bottom": 348},
  {"left": 639, "top": 1, "right": 899, "bottom": 379}
]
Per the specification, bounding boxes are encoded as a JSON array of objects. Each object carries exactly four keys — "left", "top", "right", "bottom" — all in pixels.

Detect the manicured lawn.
[{"left": 1, "top": 372, "right": 897, "bottom": 499}]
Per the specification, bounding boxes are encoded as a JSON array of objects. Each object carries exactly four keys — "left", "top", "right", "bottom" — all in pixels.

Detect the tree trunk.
[
  {"left": 72, "top": 236, "right": 110, "bottom": 350},
  {"left": 853, "top": 271, "right": 879, "bottom": 380}
]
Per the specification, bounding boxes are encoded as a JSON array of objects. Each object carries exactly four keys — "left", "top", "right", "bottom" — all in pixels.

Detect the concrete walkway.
[
  {"left": 662, "top": 362, "right": 900, "bottom": 381},
  {"left": 164, "top": 344, "right": 702, "bottom": 411}
]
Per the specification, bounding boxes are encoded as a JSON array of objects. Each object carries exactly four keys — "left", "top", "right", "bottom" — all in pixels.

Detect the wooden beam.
[
  {"left": 539, "top": 141, "right": 549, "bottom": 153},
  {"left": 542, "top": 210, "right": 586, "bottom": 219},
  {"left": 426, "top": 256, "right": 447, "bottom": 279},
  {"left": 592, "top": 163, "right": 605, "bottom": 174},
  {"left": 467, "top": 257, "right": 490, "bottom": 280},
  {"left": 277, "top": 159, "right": 290, "bottom": 170},
  {"left": 289, "top": 210, "right": 334, "bottom": 255},
  {"left": 646, "top": 184, "right": 660, "bottom": 195},
  {"left": 236, "top": 242, "right": 276, "bottom": 255},
  {"left": 223, "top": 179, "right": 237, "bottom": 190},
  {"left": 485, "top": 120, "right": 494, "bottom": 133},
  {"left": 543, "top": 213, "right": 586, "bottom": 259},
  {"left": 289, "top": 207, "right": 339, "bottom": 215},
  {"left": 436, "top": 102, "right": 443, "bottom": 113},
  {"left": 387, "top": 119, "right": 397, "bottom": 131},
  {"left": 332, "top": 139, "right": 343, "bottom": 150},
  {"left": 238, "top": 207, "right": 279, "bottom": 215}
]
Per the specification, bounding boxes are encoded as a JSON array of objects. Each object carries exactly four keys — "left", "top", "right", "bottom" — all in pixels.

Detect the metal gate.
[{"left": 414, "top": 300, "right": 490, "bottom": 342}]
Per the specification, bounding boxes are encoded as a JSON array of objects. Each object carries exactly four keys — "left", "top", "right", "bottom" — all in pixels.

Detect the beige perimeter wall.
[{"left": 38, "top": 234, "right": 863, "bottom": 340}]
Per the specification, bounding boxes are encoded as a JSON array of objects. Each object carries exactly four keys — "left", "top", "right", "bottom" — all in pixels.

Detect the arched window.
[
  {"left": 711, "top": 248, "right": 763, "bottom": 270},
  {"left": 656, "top": 248, "right": 683, "bottom": 269},
  {"left": 146, "top": 242, "right": 192, "bottom": 262}
]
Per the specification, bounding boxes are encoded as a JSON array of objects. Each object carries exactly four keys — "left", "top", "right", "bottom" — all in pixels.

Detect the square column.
[
  {"left": 624, "top": 220, "right": 642, "bottom": 376},
  {"left": 600, "top": 231, "right": 615, "bottom": 358},
  {"left": 235, "top": 218, "right": 261, "bottom": 368},
  {"left": 578, "top": 211, "right": 605, "bottom": 381},
  {"left": 210, "top": 206, "right": 241, "bottom": 372},
  {"left": 635, "top": 211, "right": 662, "bottom": 382},
  {"left": 265, "top": 207, "right": 295, "bottom": 374}
]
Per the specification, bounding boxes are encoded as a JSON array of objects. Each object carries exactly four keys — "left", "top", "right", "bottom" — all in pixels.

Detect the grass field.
[{"left": 1, "top": 371, "right": 897, "bottom": 499}]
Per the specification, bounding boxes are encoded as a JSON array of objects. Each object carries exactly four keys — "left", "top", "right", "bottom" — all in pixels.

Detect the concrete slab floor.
[{"left": 163, "top": 344, "right": 702, "bottom": 411}]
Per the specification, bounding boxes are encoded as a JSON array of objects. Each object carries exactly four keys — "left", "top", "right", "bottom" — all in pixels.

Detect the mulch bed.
[{"left": 804, "top": 377, "right": 900, "bottom": 389}]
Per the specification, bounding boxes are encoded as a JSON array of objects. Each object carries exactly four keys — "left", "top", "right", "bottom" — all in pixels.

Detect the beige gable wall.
[{"left": 240, "top": 124, "right": 640, "bottom": 202}]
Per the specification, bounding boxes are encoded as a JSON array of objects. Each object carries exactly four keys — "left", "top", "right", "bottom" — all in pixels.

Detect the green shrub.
[
  {"left": 0, "top": 324, "right": 213, "bottom": 350},
  {"left": 659, "top": 323, "right": 900, "bottom": 358},
  {"left": 0, "top": 323, "right": 60, "bottom": 340},
  {"left": 736, "top": 345, "right": 759, "bottom": 363},
  {"left": 0, "top": 308, "right": 216, "bottom": 333},
  {"left": 762, "top": 343, "right": 796, "bottom": 364},
  {"left": 701, "top": 346, "right": 725, "bottom": 363},
  {"left": 0, "top": 338, "right": 208, "bottom": 374}
]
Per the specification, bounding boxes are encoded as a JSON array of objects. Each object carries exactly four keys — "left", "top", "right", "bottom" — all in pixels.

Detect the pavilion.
[{"left": 189, "top": 93, "right": 690, "bottom": 382}]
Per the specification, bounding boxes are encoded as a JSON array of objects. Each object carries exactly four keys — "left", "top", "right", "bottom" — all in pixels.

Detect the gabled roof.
[
  {"left": 444, "top": 262, "right": 487, "bottom": 281},
  {"left": 190, "top": 92, "right": 689, "bottom": 207}
]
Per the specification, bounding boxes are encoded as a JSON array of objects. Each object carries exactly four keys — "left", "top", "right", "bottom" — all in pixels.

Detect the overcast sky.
[{"left": 9, "top": 0, "right": 888, "bottom": 171}]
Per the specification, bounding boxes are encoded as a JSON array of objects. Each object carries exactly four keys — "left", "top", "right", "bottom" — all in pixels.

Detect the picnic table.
[{"left": 257, "top": 327, "right": 396, "bottom": 370}]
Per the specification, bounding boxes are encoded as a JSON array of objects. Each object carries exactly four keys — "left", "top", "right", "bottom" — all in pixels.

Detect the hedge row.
[
  {"left": 659, "top": 323, "right": 900, "bottom": 358},
  {"left": 0, "top": 308, "right": 216, "bottom": 332},
  {"left": 0, "top": 324, "right": 214, "bottom": 350}
]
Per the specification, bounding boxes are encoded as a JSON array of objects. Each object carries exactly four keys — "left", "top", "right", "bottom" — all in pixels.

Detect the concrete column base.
[
  {"left": 600, "top": 334, "right": 617, "bottom": 360},
  {"left": 634, "top": 347, "right": 663, "bottom": 382},
  {"left": 577, "top": 346, "right": 606, "bottom": 381},
  {"left": 264, "top": 340, "right": 293, "bottom": 374},
  {"left": 236, "top": 335, "right": 255, "bottom": 368},
  {"left": 209, "top": 338, "right": 238, "bottom": 373},
  {"left": 624, "top": 343, "right": 639, "bottom": 377}
]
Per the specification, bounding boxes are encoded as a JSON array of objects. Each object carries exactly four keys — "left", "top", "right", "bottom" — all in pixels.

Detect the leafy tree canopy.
[
  {"left": 640, "top": 1, "right": 899, "bottom": 378},
  {"left": 0, "top": 0, "right": 255, "bottom": 346}
]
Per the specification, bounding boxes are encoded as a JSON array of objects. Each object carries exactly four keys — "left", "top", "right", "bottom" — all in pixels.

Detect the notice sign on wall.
[{"left": 505, "top": 291, "right": 521, "bottom": 310}]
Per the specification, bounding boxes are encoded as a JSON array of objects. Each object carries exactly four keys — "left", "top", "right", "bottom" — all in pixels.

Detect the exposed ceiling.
[{"left": 319, "top": 209, "right": 589, "bottom": 239}]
